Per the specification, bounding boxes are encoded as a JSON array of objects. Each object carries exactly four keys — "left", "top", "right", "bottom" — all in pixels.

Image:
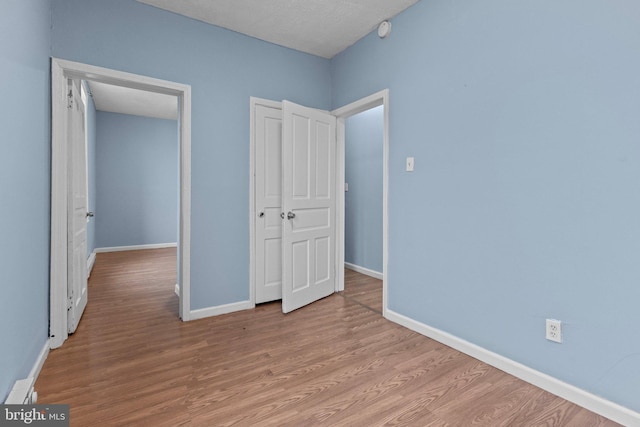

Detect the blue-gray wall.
[
  {"left": 0, "top": 0, "right": 51, "bottom": 402},
  {"left": 51, "top": 0, "right": 332, "bottom": 309},
  {"left": 95, "top": 112, "right": 178, "bottom": 248},
  {"left": 2, "top": 0, "right": 638, "bottom": 415},
  {"left": 85, "top": 84, "right": 97, "bottom": 257},
  {"left": 332, "top": 0, "right": 640, "bottom": 412},
  {"left": 345, "top": 106, "right": 383, "bottom": 273}
]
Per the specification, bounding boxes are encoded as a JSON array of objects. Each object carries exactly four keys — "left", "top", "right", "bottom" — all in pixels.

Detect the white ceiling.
[
  {"left": 136, "top": 0, "right": 419, "bottom": 59},
  {"left": 89, "top": 1, "right": 419, "bottom": 118},
  {"left": 87, "top": 81, "right": 178, "bottom": 120}
]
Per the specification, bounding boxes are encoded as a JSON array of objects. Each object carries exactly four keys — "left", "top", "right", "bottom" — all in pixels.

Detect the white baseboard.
[
  {"left": 95, "top": 242, "right": 177, "bottom": 253},
  {"left": 6, "top": 339, "right": 52, "bottom": 404},
  {"left": 5, "top": 377, "right": 35, "bottom": 404},
  {"left": 385, "top": 309, "right": 640, "bottom": 427},
  {"left": 189, "top": 300, "right": 254, "bottom": 321},
  {"left": 87, "top": 251, "right": 96, "bottom": 278},
  {"left": 345, "top": 262, "right": 383, "bottom": 280},
  {"left": 29, "top": 339, "right": 50, "bottom": 384},
  {"left": 174, "top": 284, "right": 180, "bottom": 297}
]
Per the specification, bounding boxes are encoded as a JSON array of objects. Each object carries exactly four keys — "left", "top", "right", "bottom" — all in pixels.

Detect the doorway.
[
  {"left": 250, "top": 90, "right": 389, "bottom": 316},
  {"left": 343, "top": 105, "right": 384, "bottom": 281},
  {"left": 333, "top": 90, "right": 389, "bottom": 315},
  {"left": 50, "top": 58, "right": 192, "bottom": 349}
]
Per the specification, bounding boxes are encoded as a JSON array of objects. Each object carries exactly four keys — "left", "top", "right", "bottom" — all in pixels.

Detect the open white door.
[
  {"left": 67, "top": 79, "right": 89, "bottom": 333},
  {"left": 281, "top": 100, "right": 337, "bottom": 313}
]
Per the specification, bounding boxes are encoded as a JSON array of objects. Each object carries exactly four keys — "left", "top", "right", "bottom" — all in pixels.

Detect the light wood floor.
[{"left": 36, "top": 249, "right": 620, "bottom": 426}]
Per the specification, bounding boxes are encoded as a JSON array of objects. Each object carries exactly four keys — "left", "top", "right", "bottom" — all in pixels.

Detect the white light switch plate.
[{"left": 406, "top": 157, "right": 414, "bottom": 172}]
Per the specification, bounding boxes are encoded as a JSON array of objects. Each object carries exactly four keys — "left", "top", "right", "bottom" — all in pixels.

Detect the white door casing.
[
  {"left": 51, "top": 58, "right": 192, "bottom": 349},
  {"left": 250, "top": 92, "right": 389, "bottom": 316},
  {"left": 332, "top": 89, "right": 389, "bottom": 316},
  {"left": 281, "top": 100, "right": 337, "bottom": 313},
  {"left": 255, "top": 104, "right": 283, "bottom": 303},
  {"left": 67, "top": 79, "right": 89, "bottom": 333}
]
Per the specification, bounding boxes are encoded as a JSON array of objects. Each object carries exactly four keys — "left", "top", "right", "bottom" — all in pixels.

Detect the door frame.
[
  {"left": 249, "top": 89, "right": 389, "bottom": 315},
  {"left": 331, "top": 89, "right": 389, "bottom": 316},
  {"left": 50, "top": 58, "right": 192, "bottom": 349}
]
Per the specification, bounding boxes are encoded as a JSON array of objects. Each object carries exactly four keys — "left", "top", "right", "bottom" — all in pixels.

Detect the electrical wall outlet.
[{"left": 546, "top": 319, "right": 562, "bottom": 343}]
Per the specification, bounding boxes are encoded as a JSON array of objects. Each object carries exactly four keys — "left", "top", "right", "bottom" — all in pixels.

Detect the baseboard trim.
[
  {"left": 87, "top": 251, "right": 96, "bottom": 278},
  {"left": 7, "top": 339, "right": 52, "bottom": 403},
  {"left": 385, "top": 309, "right": 640, "bottom": 426},
  {"left": 95, "top": 243, "right": 177, "bottom": 253},
  {"left": 189, "top": 300, "right": 254, "bottom": 321},
  {"left": 30, "top": 339, "right": 50, "bottom": 383},
  {"left": 344, "top": 262, "right": 383, "bottom": 280}
]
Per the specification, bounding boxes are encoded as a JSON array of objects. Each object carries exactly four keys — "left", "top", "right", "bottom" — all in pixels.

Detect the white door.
[
  {"left": 281, "top": 101, "right": 337, "bottom": 313},
  {"left": 67, "top": 79, "right": 89, "bottom": 333},
  {"left": 255, "top": 104, "right": 283, "bottom": 303}
]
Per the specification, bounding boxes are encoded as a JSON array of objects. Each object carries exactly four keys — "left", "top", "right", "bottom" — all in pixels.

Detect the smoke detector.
[{"left": 378, "top": 20, "right": 391, "bottom": 39}]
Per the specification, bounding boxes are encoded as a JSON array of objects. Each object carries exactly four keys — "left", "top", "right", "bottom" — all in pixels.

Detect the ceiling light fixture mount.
[{"left": 378, "top": 20, "right": 391, "bottom": 39}]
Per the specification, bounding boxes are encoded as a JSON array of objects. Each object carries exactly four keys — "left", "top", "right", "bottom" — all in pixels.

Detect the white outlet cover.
[{"left": 546, "top": 319, "right": 562, "bottom": 343}]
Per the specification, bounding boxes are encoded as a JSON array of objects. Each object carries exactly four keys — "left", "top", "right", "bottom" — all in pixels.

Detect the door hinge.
[{"left": 67, "top": 89, "right": 73, "bottom": 109}]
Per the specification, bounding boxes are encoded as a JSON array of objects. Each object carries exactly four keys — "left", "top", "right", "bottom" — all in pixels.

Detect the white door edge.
[
  {"left": 331, "top": 89, "right": 390, "bottom": 317},
  {"left": 50, "top": 58, "right": 192, "bottom": 349}
]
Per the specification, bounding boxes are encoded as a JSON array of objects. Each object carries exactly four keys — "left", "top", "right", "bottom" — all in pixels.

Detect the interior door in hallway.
[
  {"left": 281, "top": 100, "right": 337, "bottom": 313},
  {"left": 67, "top": 79, "right": 89, "bottom": 333}
]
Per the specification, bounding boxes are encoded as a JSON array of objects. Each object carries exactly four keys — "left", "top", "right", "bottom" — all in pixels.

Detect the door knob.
[
  {"left": 258, "top": 212, "right": 264, "bottom": 218},
  {"left": 287, "top": 211, "right": 296, "bottom": 220},
  {"left": 86, "top": 211, "right": 94, "bottom": 218}
]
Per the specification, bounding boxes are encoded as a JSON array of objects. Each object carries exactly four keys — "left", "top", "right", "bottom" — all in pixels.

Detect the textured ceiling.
[
  {"left": 90, "top": 1, "right": 420, "bottom": 118},
  {"left": 136, "top": 0, "right": 419, "bottom": 58}
]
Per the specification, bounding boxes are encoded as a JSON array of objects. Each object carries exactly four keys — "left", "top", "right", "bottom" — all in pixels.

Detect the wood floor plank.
[{"left": 34, "top": 251, "right": 621, "bottom": 426}]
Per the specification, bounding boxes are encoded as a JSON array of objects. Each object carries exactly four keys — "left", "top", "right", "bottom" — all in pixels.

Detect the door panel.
[
  {"left": 292, "top": 114, "right": 310, "bottom": 199},
  {"left": 282, "top": 101, "right": 337, "bottom": 313},
  {"left": 315, "top": 237, "right": 330, "bottom": 282},
  {"left": 292, "top": 241, "right": 309, "bottom": 291},
  {"left": 264, "top": 238, "right": 282, "bottom": 287},
  {"left": 255, "top": 105, "right": 283, "bottom": 303},
  {"left": 291, "top": 208, "right": 330, "bottom": 231},
  {"left": 315, "top": 121, "right": 332, "bottom": 198},
  {"left": 67, "top": 79, "right": 88, "bottom": 333}
]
